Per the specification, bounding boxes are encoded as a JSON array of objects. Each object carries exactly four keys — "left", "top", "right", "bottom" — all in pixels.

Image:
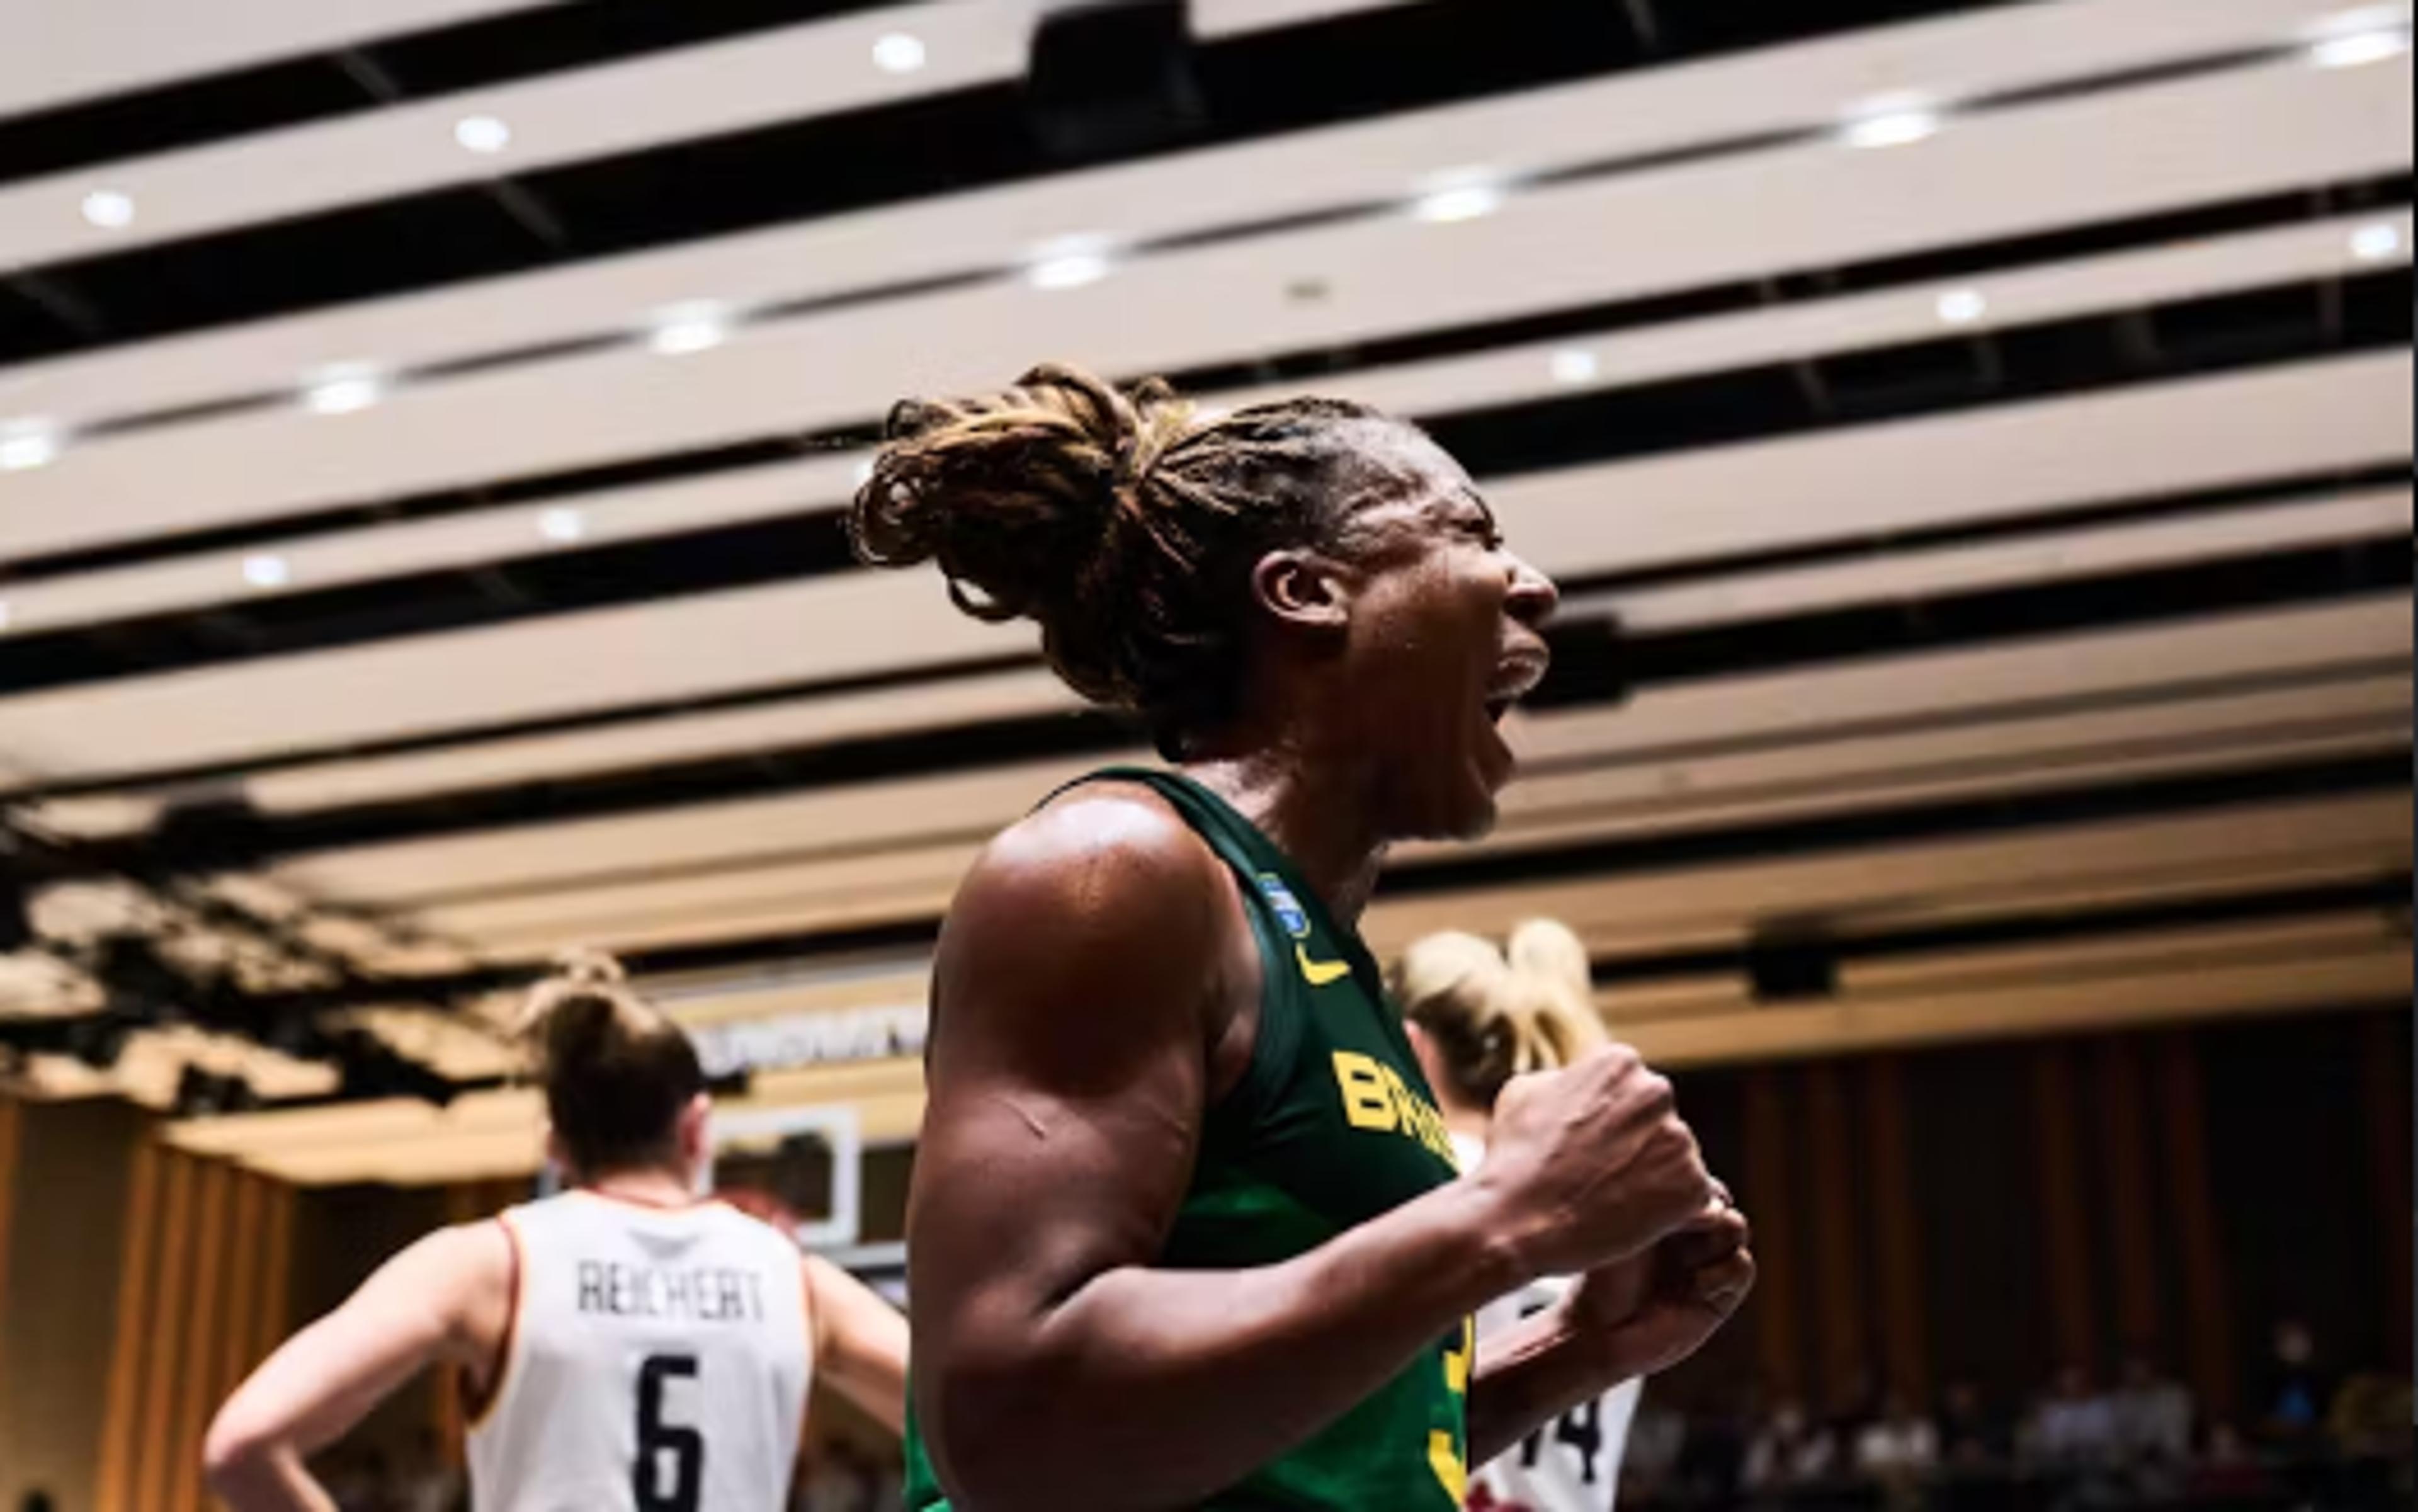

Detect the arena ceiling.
[{"left": 0, "top": 0, "right": 2409, "bottom": 1186}]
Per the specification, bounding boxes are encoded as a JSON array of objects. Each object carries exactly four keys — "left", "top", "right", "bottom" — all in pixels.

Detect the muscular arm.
[
  {"left": 204, "top": 1222, "right": 509, "bottom": 1512},
  {"left": 907, "top": 795, "right": 1529, "bottom": 1512},
  {"left": 805, "top": 1254, "right": 910, "bottom": 1434}
]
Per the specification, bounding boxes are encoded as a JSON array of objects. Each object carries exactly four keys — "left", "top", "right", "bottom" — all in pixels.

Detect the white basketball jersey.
[
  {"left": 1458, "top": 1136, "right": 1640, "bottom": 1512},
  {"left": 467, "top": 1191, "right": 812, "bottom": 1512}
]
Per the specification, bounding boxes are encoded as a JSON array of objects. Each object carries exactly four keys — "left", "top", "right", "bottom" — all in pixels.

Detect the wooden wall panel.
[
  {"left": 90, "top": 1147, "right": 301, "bottom": 1512},
  {"left": 1739, "top": 1068, "right": 1805, "bottom": 1402},
  {"left": 0, "top": 1096, "right": 20, "bottom": 1403},
  {"left": 2029, "top": 1043, "right": 2097, "bottom": 1372},
  {"left": 1862, "top": 1056, "right": 1927, "bottom": 1402},
  {"left": 2157, "top": 1032, "right": 2237, "bottom": 1418},
  {"left": 2094, "top": 1037, "right": 2163, "bottom": 1357},
  {"left": 1802, "top": 1061, "right": 1866, "bottom": 1411}
]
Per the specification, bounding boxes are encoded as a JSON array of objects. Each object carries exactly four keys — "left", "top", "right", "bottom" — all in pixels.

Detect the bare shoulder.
[{"left": 948, "top": 781, "right": 1229, "bottom": 961}]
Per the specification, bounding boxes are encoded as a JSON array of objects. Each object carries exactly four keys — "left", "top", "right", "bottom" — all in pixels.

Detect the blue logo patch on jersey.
[{"left": 1257, "top": 873, "right": 1312, "bottom": 940}]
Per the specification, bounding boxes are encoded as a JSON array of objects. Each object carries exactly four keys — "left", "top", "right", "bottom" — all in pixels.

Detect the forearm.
[
  {"left": 925, "top": 1179, "right": 1524, "bottom": 1511},
  {"left": 1466, "top": 1304, "right": 1623, "bottom": 1468}
]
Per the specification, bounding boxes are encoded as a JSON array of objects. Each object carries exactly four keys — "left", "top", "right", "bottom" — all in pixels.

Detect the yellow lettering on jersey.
[
  {"left": 1431, "top": 1317, "right": 1475, "bottom": 1499},
  {"left": 1333, "top": 1052, "right": 1399, "bottom": 1132}
]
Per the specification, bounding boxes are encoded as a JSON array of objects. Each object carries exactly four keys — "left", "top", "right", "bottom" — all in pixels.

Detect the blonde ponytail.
[{"left": 1395, "top": 919, "right": 1607, "bottom": 1110}]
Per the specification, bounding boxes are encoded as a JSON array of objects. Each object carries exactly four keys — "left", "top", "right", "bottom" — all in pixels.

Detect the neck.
[
  {"left": 1184, "top": 738, "right": 1389, "bottom": 924},
  {"left": 582, "top": 1164, "right": 693, "bottom": 1207},
  {"left": 1441, "top": 1103, "right": 1491, "bottom": 1145}
]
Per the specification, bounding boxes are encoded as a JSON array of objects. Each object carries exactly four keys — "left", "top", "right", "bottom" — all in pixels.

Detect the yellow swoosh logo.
[{"left": 1295, "top": 945, "right": 1352, "bottom": 987}]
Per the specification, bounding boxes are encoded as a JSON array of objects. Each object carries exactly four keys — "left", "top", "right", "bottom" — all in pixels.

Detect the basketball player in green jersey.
[{"left": 852, "top": 364, "right": 1754, "bottom": 1511}]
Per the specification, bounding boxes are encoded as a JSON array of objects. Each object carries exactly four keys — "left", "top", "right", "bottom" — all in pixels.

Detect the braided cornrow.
[{"left": 851, "top": 363, "right": 1419, "bottom": 755}]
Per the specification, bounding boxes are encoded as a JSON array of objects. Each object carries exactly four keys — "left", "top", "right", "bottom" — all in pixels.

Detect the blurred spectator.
[
  {"left": 2328, "top": 1363, "right": 2416, "bottom": 1460},
  {"left": 1854, "top": 1391, "right": 1939, "bottom": 1509},
  {"left": 1743, "top": 1399, "right": 1837, "bottom": 1492},
  {"left": 2184, "top": 1423, "right": 2276, "bottom": 1501},
  {"left": 2256, "top": 1318, "right": 2333, "bottom": 1447},
  {"left": 2027, "top": 1366, "right": 2118, "bottom": 1470},
  {"left": 1623, "top": 1401, "right": 1688, "bottom": 1503},
  {"left": 2108, "top": 1357, "right": 2193, "bottom": 1465},
  {"left": 1939, "top": 1380, "right": 2009, "bottom": 1469},
  {"left": 398, "top": 1426, "right": 462, "bottom": 1512}
]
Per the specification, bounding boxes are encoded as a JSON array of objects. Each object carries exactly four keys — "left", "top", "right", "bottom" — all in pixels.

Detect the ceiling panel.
[
  {"left": 4, "top": 351, "right": 2398, "bottom": 793},
  {"left": 6, "top": 207, "right": 2404, "bottom": 640},
  {"left": 0, "top": 2, "right": 1031, "bottom": 278},
  {"left": 0, "top": 0, "right": 2345, "bottom": 428},
  {"left": 1, "top": 0, "right": 558, "bottom": 118},
  {"left": 4, "top": 51, "right": 2404, "bottom": 561}
]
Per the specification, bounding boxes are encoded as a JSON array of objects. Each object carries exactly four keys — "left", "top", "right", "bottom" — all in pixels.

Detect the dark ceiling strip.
[{"left": 1583, "top": 873, "right": 2414, "bottom": 989}]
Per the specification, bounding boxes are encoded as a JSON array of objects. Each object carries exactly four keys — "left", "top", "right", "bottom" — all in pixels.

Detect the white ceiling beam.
[
  {"left": 0, "top": 2, "right": 1034, "bottom": 278},
  {"left": 5, "top": 207, "right": 2404, "bottom": 640},
  {"left": 0, "top": 0, "right": 557, "bottom": 119},
  {"left": 3, "top": 54, "right": 2404, "bottom": 562},
  {"left": 0, "top": 0, "right": 2385, "bottom": 430},
  {"left": 0, "top": 358, "right": 2402, "bottom": 788}
]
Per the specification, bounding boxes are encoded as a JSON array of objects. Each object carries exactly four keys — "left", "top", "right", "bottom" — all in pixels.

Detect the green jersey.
[{"left": 905, "top": 767, "right": 1472, "bottom": 1510}]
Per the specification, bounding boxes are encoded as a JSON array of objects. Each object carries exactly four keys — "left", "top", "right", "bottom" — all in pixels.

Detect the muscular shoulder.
[
  {"left": 933, "top": 783, "right": 1239, "bottom": 1079},
  {"left": 949, "top": 783, "right": 1230, "bottom": 970}
]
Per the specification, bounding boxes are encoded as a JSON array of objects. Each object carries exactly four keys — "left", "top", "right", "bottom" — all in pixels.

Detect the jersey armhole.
[
  {"left": 1206, "top": 891, "right": 1300, "bottom": 1142},
  {"left": 460, "top": 1213, "right": 523, "bottom": 1433}
]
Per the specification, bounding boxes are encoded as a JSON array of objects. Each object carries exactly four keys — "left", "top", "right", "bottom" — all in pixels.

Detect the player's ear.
[{"left": 677, "top": 1092, "right": 712, "bottom": 1172}]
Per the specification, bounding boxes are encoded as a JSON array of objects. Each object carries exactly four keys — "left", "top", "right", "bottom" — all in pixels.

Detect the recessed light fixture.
[
  {"left": 1026, "top": 236, "right": 1116, "bottom": 292},
  {"left": 1410, "top": 172, "right": 1507, "bottom": 224},
  {"left": 872, "top": 32, "right": 928, "bottom": 74},
  {"left": 301, "top": 363, "right": 387, "bottom": 416},
  {"left": 453, "top": 115, "right": 513, "bottom": 154},
  {"left": 538, "top": 507, "right": 587, "bottom": 543},
  {"left": 1549, "top": 348, "right": 1601, "bottom": 384},
  {"left": 646, "top": 302, "right": 733, "bottom": 356},
  {"left": 2312, "top": 26, "right": 2412, "bottom": 65},
  {"left": 81, "top": 189, "right": 135, "bottom": 229},
  {"left": 1936, "top": 288, "right": 1990, "bottom": 326},
  {"left": 2351, "top": 221, "right": 2408, "bottom": 262},
  {"left": 0, "top": 419, "right": 62, "bottom": 472},
  {"left": 1841, "top": 97, "right": 1944, "bottom": 150},
  {"left": 241, "top": 554, "right": 292, "bottom": 589}
]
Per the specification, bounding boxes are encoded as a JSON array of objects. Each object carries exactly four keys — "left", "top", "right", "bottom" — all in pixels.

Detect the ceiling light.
[
  {"left": 1549, "top": 348, "right": 1601, "bottom": 384},
  {"left": 300, "top": 363, "right": 386, "bottom": 416},
  {"left": 2312, "top": 26, "right": 2412, "bottom": 64},
  {"left": 538, "top": 507, "right": 587, "bottom": 543},
  {"left": 1026, "top": 236, "right": 1116, "bottom": 291},
  {"left": 1841, "top": 98, "right": 1944, "bottom": 149},
  {"left": 453, "top": 114, "right": 512, "bottom": 154},
  {"left": 646, "top": 302, "right": 732, "bottom": 356},
  {"left": 0, "top": 419, "right": 62, "bottom": 472},
  {"left": 241, "top": 555, "right": 292, "bottom": 589},
  {"left": 1410, "top": 172, "right": 1507, "bottom": 224},
  {"left": 2351, "top": 221, "right": 2407, "bottom": 262},
  {"left": 81, "top": 189, "right": 135, "bottom": 229},
  {"left": 872, "top": 32, "right": 928, "bottom": 74},
  {"left": 1936, "top": 288, "right": 1990, "bottom": 326}
]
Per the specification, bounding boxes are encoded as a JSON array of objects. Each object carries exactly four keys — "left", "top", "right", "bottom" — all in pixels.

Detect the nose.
[{"left": 1505, "top": 553, "right": 1558, "bottom": 630}]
